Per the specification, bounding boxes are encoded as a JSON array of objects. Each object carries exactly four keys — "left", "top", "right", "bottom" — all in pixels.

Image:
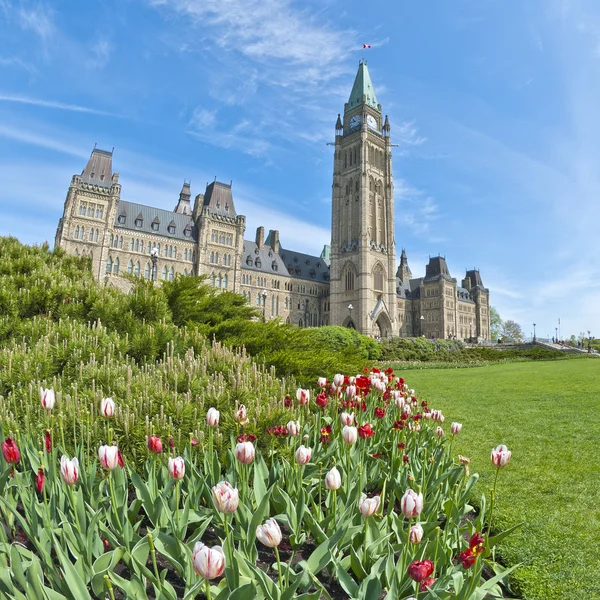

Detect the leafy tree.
[
  {"left": 501, "top": 319, "right": 524, "bottom": 343},
  {"left": 490, "top": 306, "right": 502, "bottom": 340}
]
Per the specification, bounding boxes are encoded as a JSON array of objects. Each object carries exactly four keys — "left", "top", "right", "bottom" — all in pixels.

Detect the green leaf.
[
  {"left": 335, "top": 564, "right": 359, "bottom": 598},
  {"left": 52, "top": 537, "right": 92, "bottom": 600},
  {"left": 487, "top": 521, "right": 525, "bottom": 549}
]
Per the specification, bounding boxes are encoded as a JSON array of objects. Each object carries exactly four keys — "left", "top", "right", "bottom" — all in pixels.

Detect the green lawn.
[{"left": 392, "top": 359, "right": 600, "bottom": 600}]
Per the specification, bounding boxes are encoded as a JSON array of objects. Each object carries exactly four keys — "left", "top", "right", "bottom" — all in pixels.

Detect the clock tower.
[{"left": 330, "top": 61, "right": 397, "bottom": 337}]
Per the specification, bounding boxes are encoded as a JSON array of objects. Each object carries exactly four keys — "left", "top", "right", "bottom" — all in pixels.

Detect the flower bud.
[
  {"left": 333, "top": 373, "right": 344, "bottom": 387},
  {"left": 235, "top": 404, "right": 249, "bottom": 425},
  {"left": 35, "top": 467, "right": 45, "bottom": 494},
  {"left": 168, "top": 456, "right": 185, "bottom": 480},
  {"left": 359, "top": 494, "right": 380, "bottom": 517},
  {"left": 409, "top": 523, "right": 423, "bottom": 544},
  {"left": 491, "top": 444, "right": 511, "bottom": 468},
  {"left": 1, "top": 438, "right": 20, "bottom": 464},
  {"left": 342, "top": 425, "right": 357, "bottom": 445},
  {"left": 211, "top": 481, "right": 239, "bottom": 513},
  {"left": 407, "top": 559, "right": 435, "bottom": 582},
  {"left": 60, "top": 455, "right": 79, "bottom": 486},
  {"left": 40, "top": 387, "right": 55, "bottom": 410},
  {"left": 192, "top": 542, "right": 225, "bottom": 579},
  {"left": 317, "top": 377, "right": 328, "bottom": 388},
  {"left": 340, "top": 412, "right": 355, "bottom": 426},
  {"left": 256, "top": 518, "right": 282, "bottom": 548},
  {"left": 436, "top": 426, "right": 444, "bottom": 438},
  {"left": 346, "top": 384, "right": 356, "bottom": 399},
  {"left": 98, "top": 445, "right": 119, "bottom": 470},
  {"left": 451, "top": 422, "right": 462, "bottom": 435},
  {"left": 206, "top": 407, "right": 220, "bottom": 427},
  {"left": 287, "top": 420, "right": 301, "bottom": 437},
  {"left": 100, "top": 397, "right": 115, "bottom": 418},
  {"left": 295, "top": 445, "right": 312, "bottom": 465},
  {"left": 147, "top": 435, "right": 163, "bottom": 454},
  {"left": 235, "top": 441, "right": 255, "bottom": 464},
  {"left": 296, "top": 388, "right": 310, "bottom": 405},
  {"left": 401, "top": 489, "right": 423, "bottom": 518},
  {"left": 325, "top": 466, "right": 341, "bottom": 490}
]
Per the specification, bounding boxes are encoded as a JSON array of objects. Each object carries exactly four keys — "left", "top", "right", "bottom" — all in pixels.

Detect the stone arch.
[
  {"left": 371, "top": 261, "right": 386, "bottom": 294},
  {"left": 374, "top": 311, "right": 392, "bottom": 339}
]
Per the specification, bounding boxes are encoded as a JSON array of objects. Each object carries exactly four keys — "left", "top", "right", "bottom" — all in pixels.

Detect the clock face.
[
  {"left": 367, "top": 115, "right": 378, "bottom": 130},
  {"left": 349, "top": 115, "right": 361, "bottom": 130}
]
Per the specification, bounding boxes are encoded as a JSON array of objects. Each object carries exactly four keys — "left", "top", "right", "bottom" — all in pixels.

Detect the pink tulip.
[
  {"left": 436, "top": 426, "right": 444, "bottom": 438},
  {"left": 206, "top": 407, "right": 220, "bottom": 427},
  {"left": 346, "top": 384, "right": 356, "bottom": 399},
  {"left": 296, "top": 388, "right": 310, "bottom": 405},
  {"left": 342, "top": 425, "right": 358, "bottom": 445},
  {"left": 211, "top": 481, "right": 239, "bottom": 513},
  {"left": 98, "top": 445, "right": 119, "bottom": 470},
  {"left": 100, "top": 397, "right": 115, "bottom": 418},
  {"left": 401, "top": 489, "right": 424, "bottom": 518},
  {"left": 491, "top": 444, "right": 511, "bottom": 468},
  {"left": 287, "top": 420, "right": 301, "bottom": 437},
  {"left": 451, "top": 422, "right": 462, "bottom": 435},
  {"left": 235, "top": 404, "right": 249, "bottom": 425},
  {"left": 317, "top": 377, "right": 328, "bottom": 388},
  {"left": 333, "top": 373, "right": 344, "bottom": 387},
  {"left": 168, "top": 456, "right": 185, "bottom": 480},
  {"left": 340, "top": 412, "right": 355, "bottom": 426},
  {"left": 60, "top": 455, "right": 79, "bottom": 486},
  {"left": 325, "top": 466, "right": 341, "bottom": 490},
  {"left": 256, "top": 518, "right": 282, "bottom": 548},
  {"left": 235, "top": 441, "right": 255, "bottom": 464},
  {"left": 295, "top": 445, "right": 312, "bottom": 465},
  {"left": 147, "top": 435, "right": 163, "bottom": 454},
  {"left": 409, "top": 523, "right": 424, "bottom": 544},
  {"left": 192, "top": 542, "right": 225, "bottom": 579},
  {"left": 40, "top": 387, "right": 55, "bottom": 410},
  {"left": 359, "top": 494, "right": 380, "bottom": 517}
]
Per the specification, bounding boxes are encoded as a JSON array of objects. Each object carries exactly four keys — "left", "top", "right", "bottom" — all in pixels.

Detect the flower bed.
[{"left": 0, "top": 368, "right": 516, "bottom": 599}]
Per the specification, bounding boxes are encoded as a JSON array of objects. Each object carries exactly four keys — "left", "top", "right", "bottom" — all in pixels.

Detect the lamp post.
[
  {"left": 555, "top": 327, "right": 558, "bottom": 344},
  {"left": 469, "top": 320, "right": 472, "bottom": 343},
  {"left": 150, "top": 246, "right": 158, "bottom": 281},
  {"left": 533, "top": 322, "right": 536, "bottom": 343},
  {"left": 420, "top": 315, "right": 424, "bottom": 337},
  {"left": 588, "top": 330, "right": 592, "bottom": 353},
  {"left": 261, "top": 289, "right": 267, "bottom": 322},
  {"left": 348, "top": 303, "right": 353, "bottom": 327}
]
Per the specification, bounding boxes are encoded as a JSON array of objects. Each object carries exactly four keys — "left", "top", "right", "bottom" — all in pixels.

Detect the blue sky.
[{"left": 1, "top": 0, "right": 599, "bottom": 340}]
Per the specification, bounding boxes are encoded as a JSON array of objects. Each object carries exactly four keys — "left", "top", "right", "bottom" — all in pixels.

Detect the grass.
[{"left": 385, "top": 358, "right": 600, "bottom": 600}]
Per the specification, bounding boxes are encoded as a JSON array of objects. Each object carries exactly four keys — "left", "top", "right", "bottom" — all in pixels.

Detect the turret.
[
  {"left": 396, "top": 249, "right": 412, "bottom": 282},
  {"left": 174, "top": 182, "right": 192, "bottom": 215}
]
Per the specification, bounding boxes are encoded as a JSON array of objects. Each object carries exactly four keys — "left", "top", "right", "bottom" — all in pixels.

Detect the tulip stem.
[
  {"left": 274, "top": 545, "right": 284, "bottom": 592},
  {"left": 486, "top": 467, "right": 501, "bottom": 538},
  {"left": 147, "top": 533, "right": 163, "bottom": 592},
  {"left": 104, "top": 575, "right": 116, "bottom": 600},
  {"left": 68, "top": 484, "right": 81, "bottom": 536},
  {"left": 331, "top": 489, "right": 337, "bottom": 532},
  {"left": 345, "top": 445, "right": 351, "bottom": 500},
  {"left": 108, "top": 471, "right": 122, "bottom": 531},
  {"left": 205, "top": 578, "right": 212, "bottom": 600},
  {"left": 362, "top": 517, "right": 368, "bottom": 566},
  {"left": 175, "top": 480, "right": 181, "bottom": 539}
]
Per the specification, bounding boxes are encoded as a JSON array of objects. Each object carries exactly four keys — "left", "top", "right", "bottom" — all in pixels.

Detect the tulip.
[
  {"left": 35, "top": 467, "right": 45, "bottom": 494},
  {"left": 491, "top": 444, "right": 511, "bottom": 468},
  {"left": 451, "top": 422, "right": 462, "bottom": 435},
  {"left": 420, "top": 577, "right": 437, "bottom": 592},
  {"left": 192, "top": 542, "right": 226, "bottom": 579},
  {"left": 44, "top": 430, "right": 52, "bottom": 453},
  {"left": 98, "top": 445, "right": 119, "bottom": 470},
  {"left": 100, "top": 397, "right": 115, "bottom": 418},
  {"left": 296, "top": 388, "right": 310, "bottom": 405},
  {"left": 235, "top": 441, "right": 255, "bottom": 464},
  {"left": 60, "top": 455, "right": 79, "bottom": 486},
  {"left": 409, "top": 523, "right": 424, "bottom": 544},
  {"left": 212, "top": 481, "right": 239, "bottom": 513},
  {"left": 340, "top": 412, "right": 355, "bottom": 426},
  {"left": 317, "top": 377, "right": 327, "bottom": 388},
  {"left": 401, "top": 489, "right": 423, "bottom": 518},
  {"left": 1, "top": 438, "right": 20, "bottom": 464},
  {"left": 168, "top": 456, "right": 185, "bottom": 480},
  {"left": 295, "top": 445, "right": 312, "bottom": 465},
  {"left": 256, "top": 518, "right": 282, "bottom": 548},
  {"left": 40, "top": 387, "right": 55, "bottom": 410},
  {"left": 407, "top": 559, "right": 435, "bottom": 582},
  {"left": 342, "top": 425, "right": 357, "bottom": 445},
  {"left": 286, "top": 420, "right": 300, "bottom": 437},
  {"left": 346, "top": 384, "right": 356, "bottom": 399},
  {"left": 206, "top": 407, "right": 220, "bottom": 427},
  {"left": 234, "top": 404, "right": 249, "bottom": 425},
  {"left": 325, "top": 466, "right": 341, "bottom": 490},
  {"left": 359, "top": 494, "right": 380, "bottom": 517},
  {"left": 147, "top": 435, "right": 163, "bottom": 454},
  {"left": 436, "top": 426, "right": 444, "bottom": 438},
  {"left": 333, "top": 373, "right": 344, "bottom": 387}
]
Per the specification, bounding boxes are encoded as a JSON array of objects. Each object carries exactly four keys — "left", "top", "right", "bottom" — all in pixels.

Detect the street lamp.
[
  {"left": 555, "top": 327, "right": 558, "bottom": 344},
  {"left": 469, "top": 320, "right": 472, "bottom": 343},
  {"left": 261, "top": 289, "right": 267, "bottom": 322},
  {"left": 150, "top": 246, "right": 158, "bottom": 281},
  {"left": 533, "top": 323, "right": 536, "bottom": 343},
  {"left": 348, "top": 303, "right": 353, "bottom": 326},
  {"left": 588, "top": 330, "right": 592, "bottom": 353},
  {"left": 420, "top": 315, "right": 424, "bottom": 337}
]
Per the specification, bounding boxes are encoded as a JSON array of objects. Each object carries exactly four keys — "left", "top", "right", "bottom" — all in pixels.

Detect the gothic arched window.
[
  {"left": 113, "top": 257, "right": 120, "bottom": 274},
  {"left": 106, "top": 256, "right": 112, "bottom": 273},
  {"left": 144, "top": 263, "right": 151, "bottom": 279},
  {"left": 128, "top": 260, "right": 134, "bottom": 274},
  {"left": 134, "top": 262, "right": 140, "bottom": 276}
]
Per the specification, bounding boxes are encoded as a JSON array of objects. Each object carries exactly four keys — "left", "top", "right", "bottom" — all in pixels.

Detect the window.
[
  {"left": 129, "top": 239, "right": 134, "bottom": 251},
  {"left": 216, "top": 274, "right": 222, "bottom": 288},
  {"left": 210, "top": 273, "right": 215, "bottom": 286},
  {"left": 87, "top": 206, "right": 94, "bottom": 216},
  {"left": 169, "top": 246, "right": 173, "bottom": 258},
  {"left": 128, "top": 260, "right": 134, "bottom": 274},
  {"left": 183, "top": 269, "right": 188, "bottom": 276},
  {"left": 98, "top": 208, "right": 104, "bottom": 219},
  {"left": 106, "top": 256, "right": 112, "bottom": 273},
  {"left": 74, "top": 226, "right": 79, "bottom": 239},
  {"left": 94, "top": 229, "right": 99, "bottom": 242},
  {"left": 145, "top": 263, "right": 151, "bottom": 279},
  {"left": 74, "top": 248, "right": 79, "bottom": 256},
  {"left": 135, "top": 240, "right": 139, "bottom": 252},
  {"left": 118, "top": 236, "right": 123, "bottom": 249},
  {"left": 113, "top": 257, "right": 120, "bottom": 274},
  {"left": 184, "top": 226, "right": 192, "bottom": 237},
  {"left": 135, "top": 217, "right": 143, "bottom": 227},
  {"left": 169, "top": 267, "right": 174, "bottom": 282},
  {"left": 152, "top": 221, "right": 159, "bottom": 231},
  {"left": 79, "top": 204, "right": 85, "bottom": 216},
  {"left": 162, "top": 266, "right": 167, "bottom": 280},
  {"left": 246, "top": 256, "right": 252, "bottom": 266},
  {"left": 118, "top": 215, "right": 126, "bottom": 224},
  {"left": 255, "top": 258, "right": 261, "bottom": 268},
  {"left": 134, "top": 262, "right": 140, "bottom": 276},
  {"left": 168, "top": 224, "right": 176, "bottom": 234},
  {"left": 96, "top": 208, "right": 101, "bottom": 218},
  {"left": 345, "top": 269, "right": 355, "bottom": 291},
  {"left": 223, "top": 274, "right": 228, "bottom": 289}
]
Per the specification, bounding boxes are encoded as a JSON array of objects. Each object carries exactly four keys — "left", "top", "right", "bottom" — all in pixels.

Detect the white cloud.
[
  {"left": 0, "top": 94, "right": 123, "bottom": 117},
  {"left": 0, "top": 123, "right": 87, "bottom": 158},
  {"left": 86, "top": 39, "right": 112, "bottom": 70},
  {"left": 18, "top": 5, "right": 55, "bottom": 40}
]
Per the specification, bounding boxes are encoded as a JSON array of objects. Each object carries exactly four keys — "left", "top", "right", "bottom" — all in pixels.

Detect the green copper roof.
[{"left": 347, "top": 61, "right": 379, "bottom": 112}]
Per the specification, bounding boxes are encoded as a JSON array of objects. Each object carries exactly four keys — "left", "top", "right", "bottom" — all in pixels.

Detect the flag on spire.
[{"left": 362, "top": 44, "right": 371, "bottom": 49}]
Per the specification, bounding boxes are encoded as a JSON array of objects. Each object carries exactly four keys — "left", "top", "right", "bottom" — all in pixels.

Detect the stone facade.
[{"left": 54, "top": 62, "right": 490, "bottom": 341}]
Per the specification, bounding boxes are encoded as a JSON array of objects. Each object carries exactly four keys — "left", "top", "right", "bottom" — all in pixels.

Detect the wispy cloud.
[
  {"left": 18, "top": 4, "right": 55, "bottom": 41},
  {"left": 0, "top": 94, "right": 124, "bottom": 117},
  {"left": 86, "top": 39, "right": 112, "bottom": 70},
  {"left": 395, "top": 179, "right": 441, "bottom": 240},
  {"left": 0, "top": 123, "right": 87, "bottom": 158},
  {"left": 0, "top": 56, "right": 37, "bottom": 75}
]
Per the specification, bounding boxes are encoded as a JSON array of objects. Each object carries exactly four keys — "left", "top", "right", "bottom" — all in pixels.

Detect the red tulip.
[
  {"left": 407, "top": 559, "right": 435, "bottom": 582},
  {"left": 357, "top": 423, "right": 375, "bottom": 439},
  {"left": 147, "top": 435, "right": 163, "bottom": 454},
  {"left": 35, "top": 467, "right": 45, "bottom": 494},
  {"left": 374, "top": 407, "right": 386, "bottom": 419},
  {"left": 420, "top": 577, "right": 436, "bottom": 592},
  {"left": 45, "top": 430, "right": 52, "bottom": 453},
  {"left": 2, "top": 438, "right": 20, "bottom": 464}
]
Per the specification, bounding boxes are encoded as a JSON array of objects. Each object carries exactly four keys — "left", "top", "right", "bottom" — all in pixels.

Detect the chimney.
[
  {"left": 193, "top": 193, "right": 204, "bottom": 220},
  {"left": 269, "top": 230, "right": 280, "bottom": 252},
  {"left": 255, "top": 226, "right": 264, "bottom": 248}
]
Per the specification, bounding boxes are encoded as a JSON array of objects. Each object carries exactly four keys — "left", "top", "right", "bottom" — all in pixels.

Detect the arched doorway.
[{"left": 374, "top": 312, "right": 392, "bottom": 340}]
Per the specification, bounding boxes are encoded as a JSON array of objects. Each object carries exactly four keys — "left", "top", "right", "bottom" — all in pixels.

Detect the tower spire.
[{"left": 347, "top": 61, "right": 379, "bottom": 112}]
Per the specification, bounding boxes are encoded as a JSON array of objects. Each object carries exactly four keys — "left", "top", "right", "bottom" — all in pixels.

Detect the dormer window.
[
  {"left": 134, "top": 216, "right": 143, "bottom": 227},
  {"left": 151, "top": 220, "right": 159, "bottom": 231},
  {"left": 168, "top": 224, "right": 176, "bottom": 234},
  {"left": 246, "top": 256, "right": 253, "bottom": 266},
  {"left": 272, "top": 261, "right": 278, "bottom": 271},
  {"left": 184, "top": 226, "right": 192, "bottom": 237},
  {"left": 118, "top": 215, "right": 126, "bottom": 224},
  {"left": 225, "top": 203, "right": 229, "bottom": 212},
  {"left": 255, "top": 258, "right": 262, "bottom": 268}
]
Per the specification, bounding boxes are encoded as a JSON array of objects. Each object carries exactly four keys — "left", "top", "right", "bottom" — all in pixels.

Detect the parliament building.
[{"left": 55, "top": 61, "right": 490, "bottom": 341}]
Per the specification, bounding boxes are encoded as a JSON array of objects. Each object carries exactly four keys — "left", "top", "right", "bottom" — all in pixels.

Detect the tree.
[
  {"left": 490, "top": 306, "right": 502, "bottom": 340},
  {"left": 501, "top": 319, "right": 524, "bottom": 343}
]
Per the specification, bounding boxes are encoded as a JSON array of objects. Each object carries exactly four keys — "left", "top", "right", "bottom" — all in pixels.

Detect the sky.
[{"left": 1, "top": 0, "right": 599, "bottom": 340}]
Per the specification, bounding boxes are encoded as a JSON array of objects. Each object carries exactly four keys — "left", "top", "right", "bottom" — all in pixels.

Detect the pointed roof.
[
  {"left": 347, "top": 61, "right": 379, "bottom": 112},
  {"left": 203, "top": 181, "right": 237, "bottom": 217},
  {"left": 81, "top": 148, "right": 113, "bottom": 186}
]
